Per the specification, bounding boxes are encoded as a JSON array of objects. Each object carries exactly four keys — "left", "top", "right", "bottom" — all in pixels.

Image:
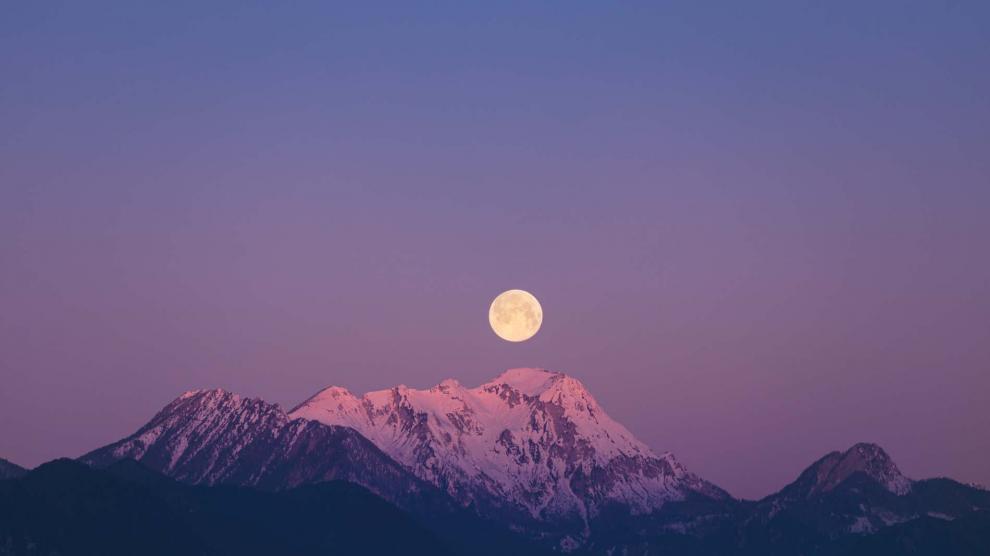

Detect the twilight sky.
[{"left": 1, "top": 1, "right": 988, "bottom": 499}]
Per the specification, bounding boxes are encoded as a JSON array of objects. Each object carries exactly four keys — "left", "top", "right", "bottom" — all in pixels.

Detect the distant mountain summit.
[
  {"left": 740, "top": 442, "right": 990, "bottom": 553},
  {"left": 781, "top": 443, "right": 912, "bottom": 498},
  {"left": 290, "top": 368, "right": 727, "bottom": 535}
]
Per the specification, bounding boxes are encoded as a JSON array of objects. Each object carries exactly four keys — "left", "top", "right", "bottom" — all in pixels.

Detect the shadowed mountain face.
[
  {"left": 0, "top": 457, "right": 27, "bottom": 479},
  {"left": 75, "top": 370, "right": 990, "bottom": 555},
  {"left": 0, "top": 459, "right": 456, "bottom": 556}
]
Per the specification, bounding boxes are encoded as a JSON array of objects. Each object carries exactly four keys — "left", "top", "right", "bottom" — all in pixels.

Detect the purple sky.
[{"left": 1, "top": 2, "right": 988, "bottom": 499}]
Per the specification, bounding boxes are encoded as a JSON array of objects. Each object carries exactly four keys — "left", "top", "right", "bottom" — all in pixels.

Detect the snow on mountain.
[
  {"left": 289, "top": 368, "right": 728, "bottom": 529},
  {"left": 68, "top": 376, "right": 990, "bottom": 553},
  {"left": 80, "top": 389, "right": 435, "bottom": 507}
]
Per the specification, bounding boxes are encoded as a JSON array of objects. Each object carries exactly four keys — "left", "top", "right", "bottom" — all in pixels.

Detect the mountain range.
[{"left": 3, "top": 368, "right": 987, "bottom": 555}]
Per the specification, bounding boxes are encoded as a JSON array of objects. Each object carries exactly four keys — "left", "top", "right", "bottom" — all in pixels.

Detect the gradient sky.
[{"left": 2, "top": 1, "right": 988, "bottom": 499}]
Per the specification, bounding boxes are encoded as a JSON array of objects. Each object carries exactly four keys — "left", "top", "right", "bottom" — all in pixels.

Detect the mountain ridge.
[
  {"left": 81, "top": 388, "right": 442, "bottom": 511},
  {"left": 75, "top": 369, "right": 990, "bottom": 554},
  {"left": 290, "top": 367, "right": 729, "bottom": 538}
]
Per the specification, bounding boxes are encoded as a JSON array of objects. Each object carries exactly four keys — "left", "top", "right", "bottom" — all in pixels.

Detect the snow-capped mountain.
[
  {"left": 81, "top": 389, "right": 437, "bottom": 510},
  {"left": 289, "top": 368, "right": 728, "bottom": 532},
  {"left": 69, "top": 377, "right": 990, "bottom": 554},
  {"left": 77, "top": 369, "right": 730, "bottom": 550}
]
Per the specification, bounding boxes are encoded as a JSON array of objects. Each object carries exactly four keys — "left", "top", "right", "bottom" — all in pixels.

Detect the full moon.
[{"left": 489, "top": 289, "right": 543, "bottom": 342}]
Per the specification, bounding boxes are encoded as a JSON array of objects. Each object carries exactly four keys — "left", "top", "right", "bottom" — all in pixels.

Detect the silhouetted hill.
[
  {"left": 822, "top": 511, "right": 990, "bottom": 556},
  {"left": 0, "top": 458, "right": 455, "bottom": 556},
  {"left": 0, "top": 457, "right": 26, "bottom": 479}
]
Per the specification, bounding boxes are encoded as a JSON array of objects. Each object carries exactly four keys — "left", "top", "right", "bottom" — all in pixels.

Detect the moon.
[{"left": 489, "top": 289, "right": 543, "bottom": 342}]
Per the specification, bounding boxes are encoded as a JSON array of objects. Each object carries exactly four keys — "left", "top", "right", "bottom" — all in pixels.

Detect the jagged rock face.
[
  {"left": 773, "top": 443, "right": 912, "bottom": 504},
  {"left": 805, "top": 443, "right": 912, "bottom": 496},
  {"left": 756, "top": 443, "right": 914, "bottom": 531},
  {"left": 290, "top": 368, "right": 728, "bottom": 529},
  {"left": 80, "top": 389, "right": 433, "bottom": 507}
]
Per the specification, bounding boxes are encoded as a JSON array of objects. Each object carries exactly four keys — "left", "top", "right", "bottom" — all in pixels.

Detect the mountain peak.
[
  {"left": 801, "top": 442, "right": 912, "bottom": 496},
  {"left": 296, "top": 385, "right": 355, "bottom": 407},
  {"left": 177, "top": 388, "right": 241, "bottom": 403},
  {"left": 81, "top": 388, "right": 431, "bottom": 501},
  {"left": 430, "top": 378, "right": 464, "bottom": 394},
  {"left": 847, "top": 442, "right": 891, "bottom": 460},
  {"left": 482, "top": 368, "right": 597, "bottom": 405},
  {"left": 484, "top": 367, "right": 564, "bottom": 396}
]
